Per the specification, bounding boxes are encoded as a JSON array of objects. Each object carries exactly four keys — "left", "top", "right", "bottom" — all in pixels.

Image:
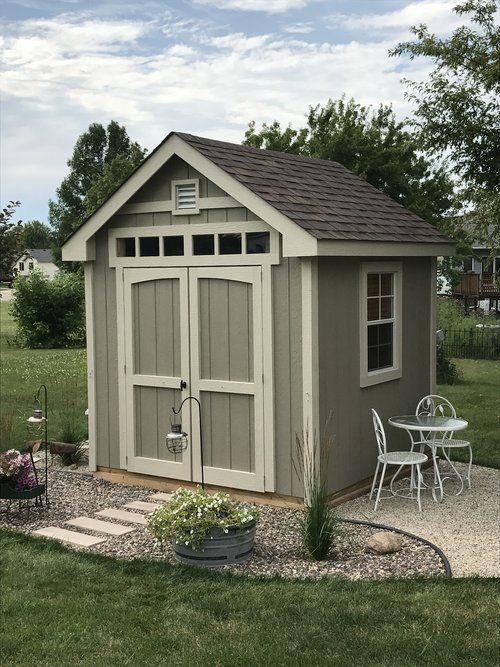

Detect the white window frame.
[
  {"left": 19, "top": 261, "right": 25, "bottom": 271},
  {"left": 172, "top": 179, "right": 199, "bottom": 216},
  {"left": 359, "top": 262, "right": 403, "bottom": 388}
]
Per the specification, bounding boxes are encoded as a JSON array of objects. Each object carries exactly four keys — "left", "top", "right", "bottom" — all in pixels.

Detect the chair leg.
[
  {"left": 441, "top": 446, "right": 464, "bottom": 496},
  {"left": 467, "top": 446, "right": 473, "bottom": 489},
  {"left": 370, "top": 461, "right": 380, "bottom": 500},
  {"left": 431, "top": 448, "right": 443, "bottom": 502},
  {"left": 389, "top": 464, "right": 404, "bottom": 495},
  {"left": 374, "top": 463, "right": 387, "bottom": 511},
  {"left": 416, "top": 464, "right": 423, "bottom": 512}
]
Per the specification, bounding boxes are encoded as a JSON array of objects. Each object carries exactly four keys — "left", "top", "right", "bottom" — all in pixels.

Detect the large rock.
[{"left": 366, "top": 531, "right": 403, "bottom": 554}]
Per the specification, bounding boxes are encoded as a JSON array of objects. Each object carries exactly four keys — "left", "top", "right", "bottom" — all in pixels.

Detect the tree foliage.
[
  {"left": 49, "top": 121, "right": 146, "bottom": 253},
  {"left": 244, "top": 98, "right": 455, "bottom": 229},
  {"left": 20, "top": 220, "right": 54, "bottom": 249},
  {"left": 0, "top": 201, "right": 23, "bottom": 281},
  {"left": 391, "top": 0, "right": 500, "bottom": 247},
  {"left": 11, "top": 270, "right": 85, "bottom": 348}
]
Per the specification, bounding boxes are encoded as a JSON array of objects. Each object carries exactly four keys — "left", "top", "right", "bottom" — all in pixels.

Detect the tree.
[
  {"left": 0, "top": 201, "right": 23, "bottom": 281},
  {"left": 391, "top": 0, "right": 500, "bottom": 248},
  {"left": 244, "top": 98, "right": 455, "bottom": 230},
  {"left": 49, "top": 121, "right": 147, "bottom": 254},
  {"left": 20, "top": 220, "right": 54, "bottom": 249}
]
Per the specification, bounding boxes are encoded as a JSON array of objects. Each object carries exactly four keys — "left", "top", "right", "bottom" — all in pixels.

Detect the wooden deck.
[{"left": 453, "top": 274, "right": 500, "bottom": 298}]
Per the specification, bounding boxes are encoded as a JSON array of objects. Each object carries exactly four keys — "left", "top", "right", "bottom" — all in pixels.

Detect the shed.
[{"left": 62, "top": 132, "right": 455, "bottom": 502}]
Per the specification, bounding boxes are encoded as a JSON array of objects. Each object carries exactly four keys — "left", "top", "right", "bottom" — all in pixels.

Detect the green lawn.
[
  {"left": 0, "top": 530, "right": 498, "bottom": 667},
  {"left": 0, "top": 301, "right": 87, "bottom": 450},
  {"left": 438, "top": 359, "right": 500, "bottom": 469}
]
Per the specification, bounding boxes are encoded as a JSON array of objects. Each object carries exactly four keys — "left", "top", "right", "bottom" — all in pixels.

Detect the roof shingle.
[{"left": 177, "top": 133, "right": 452, "bottom": 245}]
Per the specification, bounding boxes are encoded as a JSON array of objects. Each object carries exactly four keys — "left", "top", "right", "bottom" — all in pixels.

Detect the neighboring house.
[
  {"left": 13, "top": 249, "right": 59, "bottom": 279},
  {"left": 62, "top": 132, "right": 455, "bottom": 502},
  {"left": 452, "top": 242, "right": 500, "bottom": 313}
]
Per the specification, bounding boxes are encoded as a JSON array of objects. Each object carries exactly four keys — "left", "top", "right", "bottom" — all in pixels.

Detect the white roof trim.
[{"left": 62, "top": 133, "right": 317, "bottom": 261}]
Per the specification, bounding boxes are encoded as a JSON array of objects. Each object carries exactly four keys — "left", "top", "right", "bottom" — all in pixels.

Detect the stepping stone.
[
  {"left": 96, "top": 508, "right": 147, "bottom": 525},
  {"left": 150, "top": 492, "right": 173, "bottom": 502},
  {"left": 123, "top": 501, "right": 162, "bottom": 512},
  {"left": 33, "top": 526, "right": 106, "bottom": 547},
  {"left": 65, "top": 516, "right": 135, "bottom": 536}
]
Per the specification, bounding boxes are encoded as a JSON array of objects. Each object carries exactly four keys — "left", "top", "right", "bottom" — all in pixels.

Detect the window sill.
[{"left": 360, "top": 367, "right": 402, "bottom": 388}]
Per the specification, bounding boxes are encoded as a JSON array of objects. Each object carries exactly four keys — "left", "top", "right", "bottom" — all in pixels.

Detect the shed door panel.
[
  {"left": 190, "top": 267, "right": 264, "bottom": 491},
  {"left": 124, "top": 268, "right": 191, "bottom": 479}
]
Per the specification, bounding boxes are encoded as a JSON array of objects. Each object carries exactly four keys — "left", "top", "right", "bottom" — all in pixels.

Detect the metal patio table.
[{"left": 388, "top": 415, "right": 468, "bottom": 502}]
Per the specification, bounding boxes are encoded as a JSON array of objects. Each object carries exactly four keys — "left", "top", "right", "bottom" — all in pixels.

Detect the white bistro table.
[{"left": 388, "top": 415, "right": 468, "bottom": 501}]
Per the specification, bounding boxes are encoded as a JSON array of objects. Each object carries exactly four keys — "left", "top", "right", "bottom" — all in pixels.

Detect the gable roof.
[
  {"left": 176, "top": 133, "right": 450, "bottom": 245},
  {"left": 27, "top": 248, "right": 55, "bottom": 263}
]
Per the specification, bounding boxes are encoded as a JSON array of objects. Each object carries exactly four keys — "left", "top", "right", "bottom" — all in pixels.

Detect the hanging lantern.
[
  {"left": 166, "top": 423, "right": 189, "bottom": 455},
  {"left": 27, "top": 405, "right": 46, "bottom": 439}
]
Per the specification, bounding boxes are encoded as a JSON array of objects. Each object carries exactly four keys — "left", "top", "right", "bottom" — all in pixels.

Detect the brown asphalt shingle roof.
[{"left": 177, "top": 133, "right": 452, "bottom": 244}]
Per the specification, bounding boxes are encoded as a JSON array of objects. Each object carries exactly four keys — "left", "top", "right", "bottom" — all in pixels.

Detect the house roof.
[
  {"left": 26, "top": 248, "right": 55, "bottom": 263},
  {"left": 176, "top": 133, "right": 451, "bottom": 245}
]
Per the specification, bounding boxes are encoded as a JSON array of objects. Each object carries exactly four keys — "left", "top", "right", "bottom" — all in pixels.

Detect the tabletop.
[{"left": 388, "top": 415, "right": 468, "bottom": 431}]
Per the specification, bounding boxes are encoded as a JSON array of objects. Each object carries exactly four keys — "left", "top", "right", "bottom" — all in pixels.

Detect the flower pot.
[{"left": 172, "top": 519, "right": 257, "bottom": 568}]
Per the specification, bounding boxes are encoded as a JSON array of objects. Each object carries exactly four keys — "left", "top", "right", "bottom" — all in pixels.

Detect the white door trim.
[
  {"left": 84, "top": 262, "right": 97, "bottom": 472},
  {"left": 122, "top": 267, "right": 191, "bottom": 479}
]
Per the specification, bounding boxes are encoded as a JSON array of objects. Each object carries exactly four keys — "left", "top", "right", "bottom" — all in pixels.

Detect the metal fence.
[{"left": 441, "top": 328, "right": 500, "bottom": 360}]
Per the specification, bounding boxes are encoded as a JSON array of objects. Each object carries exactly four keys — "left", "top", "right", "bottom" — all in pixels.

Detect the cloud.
[
  {"left": 1, "top": 9, "right": 438, "bottom": 220},
  {"left": 329, "top": 0, "right": 463, "bottom": 34},
  {"left": 193, "top": 0, "right": 309, "bottom": 14},
  {"left": 283, "top": 22, "right": 314, "bottom": 34}
]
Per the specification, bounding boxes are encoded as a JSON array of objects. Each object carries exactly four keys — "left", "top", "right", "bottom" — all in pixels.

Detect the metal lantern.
[
  {"left": 27, "top": 406, "right": 46, "bottom": 438},
  {"left": 166, "top": 423, "right": 189, "bottom": 455}
]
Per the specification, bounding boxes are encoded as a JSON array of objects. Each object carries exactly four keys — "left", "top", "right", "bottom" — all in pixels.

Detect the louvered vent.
[{"left": 176, "top": 182, "right": 197, "bottom": 210}]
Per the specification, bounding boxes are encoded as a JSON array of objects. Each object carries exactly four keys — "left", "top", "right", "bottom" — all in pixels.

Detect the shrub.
[
  {"left": 294, "top": 424, "right": 339, "bottom": 560},
  {"left": 148, "top": 487, "right": 259, "bottom": 550},
  {"left": 436, "top": 344, "right": 460, "bottom": 385},
  {"left": 11, "top": 270, "right": 85, "bottom": 348}
]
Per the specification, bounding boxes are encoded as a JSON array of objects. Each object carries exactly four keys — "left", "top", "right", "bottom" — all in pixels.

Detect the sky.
[{"left": 0, "top": 0, "right": 465, "bottom": 222}]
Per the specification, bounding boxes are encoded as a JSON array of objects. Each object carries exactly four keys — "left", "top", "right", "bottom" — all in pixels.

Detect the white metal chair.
[
  {"left": 415, "top": 395, "right": 472, "bottom": 494},
  {"left": 370, "top": 409, "right": 428, "bottom": 511}
]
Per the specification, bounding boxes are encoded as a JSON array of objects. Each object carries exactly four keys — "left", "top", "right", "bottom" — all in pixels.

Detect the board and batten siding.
[
  {"left": 272, "top": 258, "right": 304, "bottom": 497},
  {"left": 317, "top": 256, "right": 432, "bottom": 494}
]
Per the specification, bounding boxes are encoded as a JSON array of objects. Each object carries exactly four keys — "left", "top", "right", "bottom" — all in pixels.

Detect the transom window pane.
[
  {"left": 163, "top": 236, "right": 184, "bottom": 256},
  {"left": 219, "top": 233, "right": 242, "bottom": 255},
  {"left": 139, "top": 237, "right": 159, "bottom": 257},
  {"left": 193, "top": 234, "right": 215, "bottom": 255},
  {"left": 117, "top": 237, "right": 136, "bottom": 257},
  {"left": 247, "top": 231, "right": 270, "bottom": 254}
]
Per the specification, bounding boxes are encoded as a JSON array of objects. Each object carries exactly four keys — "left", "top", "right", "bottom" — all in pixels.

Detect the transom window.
[{"left": 360, "top": 263, "right": 402, "bottom": 387}]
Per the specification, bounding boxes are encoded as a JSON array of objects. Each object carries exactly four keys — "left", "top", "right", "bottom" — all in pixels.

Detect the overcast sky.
[{"left": 1, "top": 0, "right": 463, "bottom": 222}]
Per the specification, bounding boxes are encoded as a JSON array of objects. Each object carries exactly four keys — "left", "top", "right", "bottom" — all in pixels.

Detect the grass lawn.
[
  {"left": 0, "top": 301, "right": 87, "bottom": 450},
  {"left": 437, "top": 359, "right": 500, "bottom": 469},
  {"left": 1, "top": 530, "right": 499, "bottom": 667}
]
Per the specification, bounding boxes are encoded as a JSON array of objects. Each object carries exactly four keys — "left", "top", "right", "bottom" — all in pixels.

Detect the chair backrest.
[
  {"left": 416, "top": 394, "right": 456, "bottom": 440},
  {"left": 416, "top": 394, "right": 456, "bottom": 418},
  {"left": 371, "top": 409, "right": 387, "bottom": 457}
]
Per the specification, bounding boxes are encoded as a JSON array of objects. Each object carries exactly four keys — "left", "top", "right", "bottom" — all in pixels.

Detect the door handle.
[{"left": 180, "top": 380, "right": 187, "bottom": 390}]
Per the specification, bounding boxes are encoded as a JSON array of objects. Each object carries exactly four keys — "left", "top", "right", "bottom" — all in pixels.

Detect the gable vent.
[{"left": 176, "top": 183, "right": 197, "bottom": 210}]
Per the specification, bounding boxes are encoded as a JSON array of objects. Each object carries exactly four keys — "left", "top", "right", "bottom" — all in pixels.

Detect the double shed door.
[{"left": 123, "top": 266, "right": 265, "bottom": 492}]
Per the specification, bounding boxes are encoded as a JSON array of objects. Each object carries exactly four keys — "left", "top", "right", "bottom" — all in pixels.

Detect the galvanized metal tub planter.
[
  {"left": 172, "top": 519, "right": 257, "bottom": 568},
  {"left": 0, "top": 475, "right": 45, "bottom": 500}
]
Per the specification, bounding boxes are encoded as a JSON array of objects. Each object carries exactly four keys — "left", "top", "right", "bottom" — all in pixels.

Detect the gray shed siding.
[{"left": 317, "top": 256, "right": 432, "bottom": 494}]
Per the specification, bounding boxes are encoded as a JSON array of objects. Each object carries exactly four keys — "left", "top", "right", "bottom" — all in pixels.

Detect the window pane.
[
  {"left": 380, "top": 273, "right": 393, "bottom": 295},
  {"left": 139, "top": 237, "right": 159, "bottom": 257},
  {"left": 380, "top": 297, "right": 393, "bottom": 319},
  {"left": 193, "top": 234, "right": 214, "bottom": 255},
  {"left": 378, "top": 322, "right": 393, "bottom": 345},
  {"left": 367, "top": 273, "right": 380, "bottom": 297},
  {"left": 367, "top": 325, "right": 378, "bottom": 346},
  {"left": 117, "top": 237, "right": 136, "bottom": 257},
  {"left": 378, "top": 344, "right": 393, "bottom": 369},
  {"left": 367, "top": 298, "right": 379, "bottom": 321},
  {"left": 219, "top": 233, "right": 242, "bottom": 255},
  {"left": 368, "top": 346, "right": 379, "bottom": 372},
  {"left": 163, "top": 236, "right": 184, "bottom": 256},
  {"left": 247, "top": 231, "right": 270, "bottom": 254}
]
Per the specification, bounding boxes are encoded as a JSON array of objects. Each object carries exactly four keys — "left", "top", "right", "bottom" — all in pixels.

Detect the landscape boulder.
[{"left": 366, "top": 531, "right": 403, "bottom": 554}]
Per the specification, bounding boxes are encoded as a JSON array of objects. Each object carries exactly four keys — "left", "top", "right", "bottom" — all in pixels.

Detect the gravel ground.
[
  {"left": 0, "top": 468, "right": 445, "bottom": 580},
  {"left": 339, "top": 462, "right": 500, "bottom": 578}
]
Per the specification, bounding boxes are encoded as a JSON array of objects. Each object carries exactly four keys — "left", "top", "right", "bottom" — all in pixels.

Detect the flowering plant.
[
  {"left": 148, "top": 487, "right": 259, "bottom": 550},
  {"left": 0, "top": 449, "right": 37, "bottom": 490}
]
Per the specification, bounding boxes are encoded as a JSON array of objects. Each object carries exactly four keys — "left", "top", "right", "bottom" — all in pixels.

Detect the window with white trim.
[
  {"left": 360, "top": 263, "right": 402, "bottom": 387},
  {"left": 19, "top": 261, "right": 25, "bottom": 271},
  {"left": 172, "top": 179, "right": 199, "bottom": 215}
]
